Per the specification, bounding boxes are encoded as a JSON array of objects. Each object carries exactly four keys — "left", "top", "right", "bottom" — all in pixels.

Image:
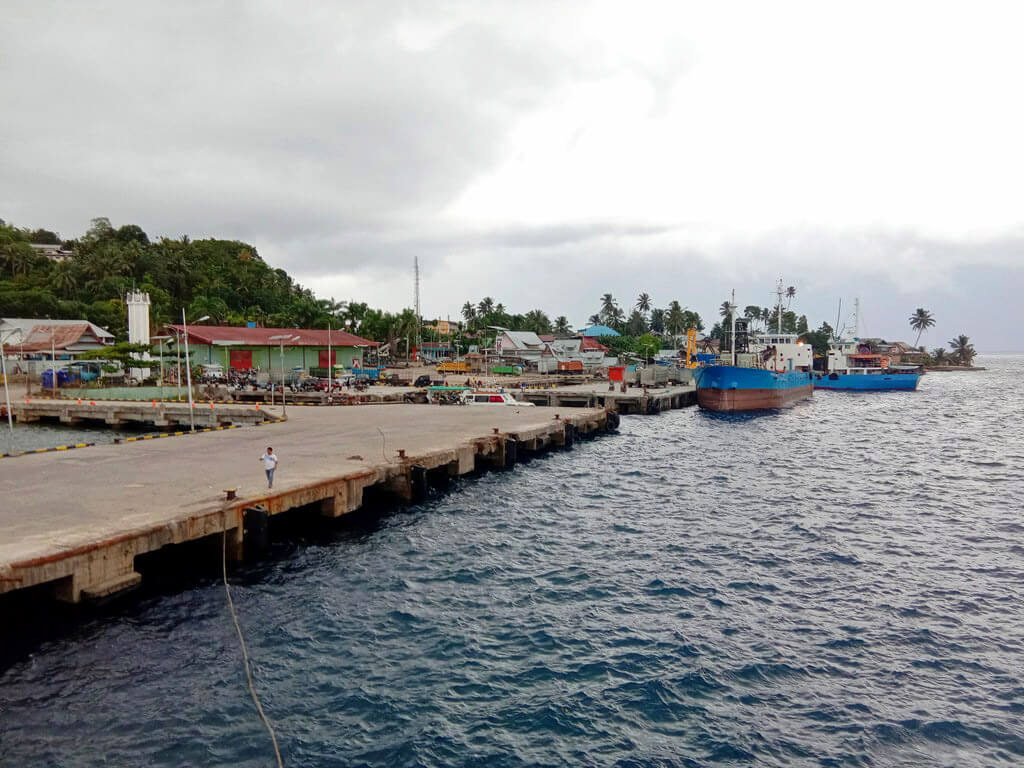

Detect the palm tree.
[
  {"left": 948, "top": 334, "right": 976, "bottom": 366},
  {"left": 461, "top": 301, "right": 476, "bottom": 323},
  {"left": 627, "top": 309, "right": 648, "bottom": 336},
  {"left": 761, "top": 307, "right": 771, "bottom": 328},
  {"left": 719, "top": 300, "right": 733, "bottom": 321},
  {"left": 649, "top": 308, "right": 666, "bottom": 335},
  {"left": 587, "top": 313, "right": 601, "bottom": 326},
  {"left": 523, "top": 309, "right": 551, "bottom": 334},
  {"left": 477, "top": 297, "right": 495, "bottom": 316},
  {"left": 553, "top": 316, "right": 571, "bottom": 334},
  {"left": 635, "top": 292, "right": 652, "bottom": 313},
  {"left": 51, "top": 260, "right": 77, "bottom": 297},
  {"left": 599, "top": 293, "right": 618, "bottom": 322},
  {"left": 666, "top": 301, "right": 686, "bottom": 340},
  {"left": 786, "top": 285, "right": 796, "bottom": 309},
  {"left": 931, "top": 348, "right": 948, "bottom": 365},
  {"left": 909, "top": 308, "right": 936, "bottom": 347}
]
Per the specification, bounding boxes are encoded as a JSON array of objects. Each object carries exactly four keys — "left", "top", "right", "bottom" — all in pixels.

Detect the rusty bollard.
[
  {"left": 397, "top": 449, "right": 406, "bottom": 459},
  {"left": 224, "top": 488, "right": 237, "bottom": 501}
]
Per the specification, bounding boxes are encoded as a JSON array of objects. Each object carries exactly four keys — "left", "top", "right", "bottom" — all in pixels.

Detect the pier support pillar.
[
  {"left": 563, "top": 424, "right": 575, "bottom": 450},
  {"left": 410, "top": 465, "right": 428, "bottom": 502},
  {"left": 242, "top": 507, "right": 269, "bottom": 558},
  {"left": 503, "top": 439, "right": 519, "bottom": 468}
]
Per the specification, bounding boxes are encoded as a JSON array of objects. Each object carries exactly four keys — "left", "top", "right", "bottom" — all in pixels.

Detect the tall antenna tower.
[{"left": 414, "top": 256, "right": 421, "bottom": 349}]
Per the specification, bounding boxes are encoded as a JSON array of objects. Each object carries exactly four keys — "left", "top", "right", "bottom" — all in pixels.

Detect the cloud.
[{"left": 1, "top": 1, "right": 1022, "bottom": 349}]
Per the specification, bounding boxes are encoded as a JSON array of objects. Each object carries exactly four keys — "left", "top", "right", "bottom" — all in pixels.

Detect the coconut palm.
[
  {"left": 649, "top": 308, "right": 666, "bottom": 335},
  {"left": 627, "top": 309, "right": 648, "bottom": 336},
  {"left": 477, "top": 297, "right": 494, "bottom": 315},
  {"left": 719, "top": 300, "right": 733, "bottom": 320},
  {"left": 786, "top": 285, "right": 796, "bottom": 308},
  {"left": 587, "top": 313, "right": 602, "bottom": 325},
  {"left": 461, "top": 301, "right": 476, "bottom": 323},
  {"left": 909, "top": 308, "right": 936, "bottom": 347},
  {"left": 948, "top": 334, "right": 976, "bottom": 366},
  {"left": 761, "top": 307, "right": 771, "bottom": 327},
  {"left": 553, "top": 316, "right": 572, "bottom": 334},
  {"left": 635, "top": 293, "right": 652, "bottom": 313},
  {"left": 931, "top": 347, "right": 948, "bottom": 365},
  {"left": 666, "top": 301, "right": 686, "bottom": 339},
  {"left": 599, "top": 293, "right": 618, "bottom": 322}
]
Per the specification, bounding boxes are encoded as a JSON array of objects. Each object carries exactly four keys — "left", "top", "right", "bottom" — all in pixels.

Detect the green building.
[{"left": 164, "top": 324, "right": 378, "bottom": 372}]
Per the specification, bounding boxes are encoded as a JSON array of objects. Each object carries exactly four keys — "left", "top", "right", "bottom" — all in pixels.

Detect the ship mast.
[
  {"left": 730, "top": 288, "right": 737, "bottom": 366},
  {"left": 853, "top": 297, "right": 860, "bottom": 339},
  {"left": 776, "top": 278, "right": 784, "bottom": 334}
]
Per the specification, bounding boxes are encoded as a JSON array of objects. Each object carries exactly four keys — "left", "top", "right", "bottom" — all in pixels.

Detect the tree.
[
  {"left": 796, "top": 315, "right": 809, "bottom": 335},
  {"left": 587, "top": 313, "right": 601, "bottom": 325},
  {"left": 649, "top": 308, "right": 665, "bottom": 335},
  {"left": 626, "top": 309, "right": 648, "bottom": 336},
  {"left": 786, "top": 285, "right": 796, "bottom": 309},
  {"left": 761, "top": 307, "right": 771, "bottom": 328},
  {"left": 744, "top": 305, "right": 762, "bottom": 328},
  {"left": 461, "top": 301, "right": 476, "bottom": 324},
  {"left": 948, "top": 334, "right": 976, "bottom": 366},
  {"left": 553, "top": 316, "right": 571, "bottom": 334},
  {"left": 599, "top": 293, "right": 618, "bottom": 324},
  {"left": 909, "top": 308, "right": 936, "bottom": 347},
  {"left": 522, "top": 309, "right": 552, "bottom": 334},
  {"left": 931, "top": 347, "right": 948, "bottom": 365},
  {"left": 666, "top": 301, "right": 686, "bottom": 339},
  {"left": 719, "top": 300, "right": 733, "bottom": 321},
  {"left": 477, "top": 297, "right": 494, "bottom": 316},
  {"left": 636, "top": 333, "right": 661, "bottom": 361},
  {"left": 635, "top": 292, "right": 652, "bottom": 313}
]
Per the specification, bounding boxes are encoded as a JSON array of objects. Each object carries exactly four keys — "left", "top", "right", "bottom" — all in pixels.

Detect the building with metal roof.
[{"left": 579, "top": 324, "right": 621, "bottom": 337}]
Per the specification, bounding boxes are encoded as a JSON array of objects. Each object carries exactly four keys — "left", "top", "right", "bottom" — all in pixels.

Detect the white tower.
[
  {"left": 127, "top": 291, "right": 151, "bottom": 346},
  {"left": 126, "top": 291, "right": 151, "bottom": 380}
]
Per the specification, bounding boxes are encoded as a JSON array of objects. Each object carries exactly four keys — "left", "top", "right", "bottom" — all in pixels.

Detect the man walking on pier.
[{"left": 260, "top": 446, "right": 278, "bottom": 489}]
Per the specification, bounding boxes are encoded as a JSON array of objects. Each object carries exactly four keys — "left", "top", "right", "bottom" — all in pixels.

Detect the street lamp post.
[
  {"left": 181, "top": 311, "right": 209, "bottom": 431},
  {"left": 152, "top": 335, "right": 171, "bottom": 402},
  {"left": 1, "top": 330, "right": 16, "bottom": 453},
  {"left": 269, "top": 334, "right": 299, "bottom": 418}
]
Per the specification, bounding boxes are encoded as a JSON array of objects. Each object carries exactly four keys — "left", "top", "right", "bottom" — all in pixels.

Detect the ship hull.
[
  {"left": 814, "top": 372, "right": 921, "bottom": 391},
  {"left": 696, "top": 366, "right": 813, "bottom": 412}
]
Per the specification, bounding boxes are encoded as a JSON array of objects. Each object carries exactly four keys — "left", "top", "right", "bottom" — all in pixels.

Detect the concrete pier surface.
[
  {"left": 519, "top": 382, "right": 696, "bottom": 414},
  {"left": 0, "top": 403, "right": 610, "bottom": 603}
]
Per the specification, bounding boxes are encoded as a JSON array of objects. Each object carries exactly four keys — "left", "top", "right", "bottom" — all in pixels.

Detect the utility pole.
[
  {"left": 269, "top": 334, "right": 298, "bottom": 418},
  {"left": 1, "top": 330, "right": 15, "bottom": 453},
  {"left": 414, "top": 256, "right": 421, "bottom": 358}
]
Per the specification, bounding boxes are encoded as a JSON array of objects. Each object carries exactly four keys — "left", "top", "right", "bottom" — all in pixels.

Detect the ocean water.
[{"left": 1, "top": 356, "right": 1022, "bottom": 767}]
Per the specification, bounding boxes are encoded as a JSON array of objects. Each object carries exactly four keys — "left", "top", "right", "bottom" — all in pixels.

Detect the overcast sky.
[{"left": 2, "top": 1, "right": 1022, "bottom": 349}]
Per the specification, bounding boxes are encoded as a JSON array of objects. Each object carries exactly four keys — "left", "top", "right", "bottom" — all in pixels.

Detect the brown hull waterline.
[{"left": 697, "top": 384, "right": 813, "bottom": 412}]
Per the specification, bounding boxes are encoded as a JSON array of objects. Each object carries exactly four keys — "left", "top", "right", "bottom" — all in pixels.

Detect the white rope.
[{"left": 222, "top": 525, "right": 284, "bottom": 767}]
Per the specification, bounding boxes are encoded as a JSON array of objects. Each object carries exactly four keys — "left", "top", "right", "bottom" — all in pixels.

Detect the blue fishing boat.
[{"left": 813, "top": 300, "right": 922, "bottom": 391}]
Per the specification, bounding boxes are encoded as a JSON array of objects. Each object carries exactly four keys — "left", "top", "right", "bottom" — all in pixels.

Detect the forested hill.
[{"left": 0, "top": 217, "right": 355, "bottom": 340}]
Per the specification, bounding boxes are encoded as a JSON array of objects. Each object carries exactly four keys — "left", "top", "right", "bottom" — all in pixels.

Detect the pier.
[
  {"left": 519, "top": 383, "right": 696, "bottom": 414},
  {"left": 0, "top": 404, "right": 613, "bottom": 604},
  {"left": 7, "top": 398, "right": 272, "bottom": 428}
]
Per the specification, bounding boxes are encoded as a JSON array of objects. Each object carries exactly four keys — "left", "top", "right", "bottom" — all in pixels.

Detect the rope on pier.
[{"left": 222, "top": 526, "right": 284, "bottom": 767}]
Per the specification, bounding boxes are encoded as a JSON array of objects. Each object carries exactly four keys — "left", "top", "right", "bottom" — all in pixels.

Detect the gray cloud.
[{"left": 1, "top": 2, "right": 1021, "bottom": 351}]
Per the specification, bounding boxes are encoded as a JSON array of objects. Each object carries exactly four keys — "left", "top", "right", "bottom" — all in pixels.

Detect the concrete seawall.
[{"left": 0, "top": 404, "right": 613, "bottom": 604}]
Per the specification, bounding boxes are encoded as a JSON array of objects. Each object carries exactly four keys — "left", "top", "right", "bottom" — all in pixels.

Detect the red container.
[{"left": 608, "top": 366, "right": 625, "bottom": 381}]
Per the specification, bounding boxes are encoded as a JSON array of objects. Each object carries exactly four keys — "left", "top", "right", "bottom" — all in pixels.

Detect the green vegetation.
[
  {"left": 947, "top": 334, "right": 976, "bottom": 366},
  {"left": 908, "top": 307, "right": 936, "bottom": 347}
]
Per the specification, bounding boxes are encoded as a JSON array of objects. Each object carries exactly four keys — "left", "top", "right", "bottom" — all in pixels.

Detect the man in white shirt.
[{"left": 260, "top": 447, "right": 278, "bottom": 489}]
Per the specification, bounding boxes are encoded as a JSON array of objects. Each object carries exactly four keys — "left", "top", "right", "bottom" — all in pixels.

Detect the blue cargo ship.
[{"left": 696, "top": 282, "right": 815, "bottom": 412}]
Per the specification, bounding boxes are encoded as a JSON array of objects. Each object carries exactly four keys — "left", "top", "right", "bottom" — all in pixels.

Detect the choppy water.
[{"left": 2, "top": 356, "right": 1022, "bottom": 767}]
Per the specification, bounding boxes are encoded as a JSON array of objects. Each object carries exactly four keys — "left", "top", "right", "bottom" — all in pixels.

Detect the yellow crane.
[{"left": 684, "top": 328, "right": 698, "bottom": 368}]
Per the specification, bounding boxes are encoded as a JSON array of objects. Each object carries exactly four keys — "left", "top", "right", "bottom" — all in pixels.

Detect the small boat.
[{"left": 459, "top": 389, "right": 534, "bottom": 406}]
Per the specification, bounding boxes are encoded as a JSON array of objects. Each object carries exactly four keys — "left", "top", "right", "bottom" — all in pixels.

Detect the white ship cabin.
[
  {"left": 751, "top": 333, "right": 813, "bottom": 372},
  {"left": 826, "top": 339, "right": 914, "bottom": 374}
]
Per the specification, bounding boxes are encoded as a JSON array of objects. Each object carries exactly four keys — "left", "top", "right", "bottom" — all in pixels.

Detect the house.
[
  {"left": 163, "top": 324, "right": 378, "bottom": 372},
  {"left": 424, "top": 319, "right": 456, "bottom": 336},
  {"left": 0, "top": 318, "right": 115, "bottom": 358},
  {"left": 29, "top": 243, "right": 73, "bottom": 262},
  {"left": 494, "top": 330, "right": 547, "bottom": 362},
  {"left": 538, "top": 335, "right": 612, "bottom": 372},
  {"left": 418, "top": 341, "right": 455, "bottom": 363},
  {"left": 579, "top": 324, "right": 620, "bottom": 337}
]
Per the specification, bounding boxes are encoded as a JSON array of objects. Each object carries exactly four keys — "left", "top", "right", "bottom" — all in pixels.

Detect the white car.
[{"left": 459, "top": 391, "right": 535, "bottom": 406}]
